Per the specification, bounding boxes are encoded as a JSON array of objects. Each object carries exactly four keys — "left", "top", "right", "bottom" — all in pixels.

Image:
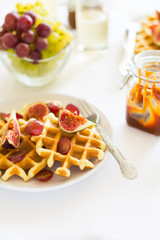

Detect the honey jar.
[{"left": 125, "top": 50, "right": 160, "bottom": 135}]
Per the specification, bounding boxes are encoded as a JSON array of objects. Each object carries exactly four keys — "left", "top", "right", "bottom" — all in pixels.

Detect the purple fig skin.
[
  {"left": 1, "top": 110, "right": 20, "bottom": 149},
  {"left": 2, "top": 139, "right": 15, "bottom": 149}
]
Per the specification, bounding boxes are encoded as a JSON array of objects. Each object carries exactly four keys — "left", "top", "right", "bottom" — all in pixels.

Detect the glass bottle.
[
  {"left": 125, "top": 50, "right": 160, "bottom": 135},
  {"left": 68, "top": 0, "right": 76, "bottom": 29},
  {"left": 76, "top": 0, "right": 109, "bottom": 50}
]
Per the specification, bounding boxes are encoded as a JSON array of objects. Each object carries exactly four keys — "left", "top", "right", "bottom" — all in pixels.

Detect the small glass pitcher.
[{"left": 76, "top": 0, "right": 109, "bottom": 51}]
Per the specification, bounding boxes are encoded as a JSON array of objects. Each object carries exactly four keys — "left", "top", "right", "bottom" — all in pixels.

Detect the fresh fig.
[
  {"left": 4, "top": 112, "right": 23, "bottom": 122},
  {"left": 18, "top": 102, "right": 49, "bottom": 120},
  {"left": 156, "top": 10, "right": 160, "bottom": 20},
  {"left": 151, "top": 24, "right": 158, "bottom": 33},
  {"left": 1, "top": 109, "right": 20, "bottom": 149},
  {"left": 58, "top": 108, "right": 96, "bottom": 133},
  {"left": 151, "top": 24, "right": 160, "bottom": 46}
]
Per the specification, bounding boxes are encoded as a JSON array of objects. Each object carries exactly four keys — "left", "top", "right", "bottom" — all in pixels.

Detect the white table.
[{"left": 0, "top": 0, "right": 160, "bottom": 239}]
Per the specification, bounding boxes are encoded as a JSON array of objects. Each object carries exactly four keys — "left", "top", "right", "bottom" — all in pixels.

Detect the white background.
[{"left": 0, "top": 0, "right": 160, "bottom": 239}]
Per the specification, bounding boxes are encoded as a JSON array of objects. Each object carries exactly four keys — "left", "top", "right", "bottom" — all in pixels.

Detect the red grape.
[
  {"left": 2, "top": 32, "right": 18, "bottom": 49},
  {"left": 47, "top": 102, "right": 60, "bottom": 115},
  {"left": 15, "top": 30, "right": 22, "bottom": 41},
  {"left": 30, "top": 50, "right": 42, "bottom": 61},
  {"left": 4, "top": 113, "right": 23, "bottom": 122},
  {"left": 36, "top": 23, "right": 52, "bottom": 37},
  {"left": 57, "top": 138, "right": 71, "bottom": 155},
  {"left": 15, "top": 43, "right": 30, "bottom": 58},
  {"left": 0, "top": 38, "right": 6, "bottom": 50},
  {"left": 30, "top": 50, "right": 42, "bottom": 62},
  {"left": 24, "top": 11, "right": 37, "bottom": 25},
  {"left": 16, "top": 113, "right": 23, "bottom": 119},
  {"left": 0, "top": 31, "right": 5, "bottom": 38},
  {"left": 35, "top": 37, "right": 48, "bottom": 51},
  {"left": 65, "top": 103, "right": 80, "bottom": 115},
  {"left": 26, "top": 120, "right": 44, "bottom": 136},
  {"left": 35, "top": 169, "right": 53, "bottom": 182},
  {"left": 21, "top": 30, "right": 35, "bottom": 43},
  {"left": 2, "top": 24, "right": 9, "bottom": 32},
  {"left": 4, "top": 12, "right": 19, "bottom": 30},
  {"left": 8, "top": 150, "right": 26, "bottom": 163},
  {"left": 17, "top": 15, "right": 33, "bottom": 32}
]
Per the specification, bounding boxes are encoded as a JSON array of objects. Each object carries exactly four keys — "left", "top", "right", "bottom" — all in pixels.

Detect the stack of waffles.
[
  {"left": 0, "top": 102, "right": 107, "bottom": 182},
  {"left": 135, "top": 11, "right": 160, "bottom": 54}
]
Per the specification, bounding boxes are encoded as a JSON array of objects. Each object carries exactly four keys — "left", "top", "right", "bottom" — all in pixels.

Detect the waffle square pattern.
[
  {"left": 135, "top": 12, "right": 160, "bottom": 54},
  {"left": 0, "top": 119, "right": 47, "bottom": 181},
  {"left": 31, "top": 113, "right": 106, "bottom": 178}
]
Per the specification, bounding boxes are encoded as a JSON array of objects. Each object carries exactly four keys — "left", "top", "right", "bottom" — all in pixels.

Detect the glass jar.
[
  {"left": 125, "top": 50, "right": 160, "bottom": 135},
  {"left": 76, "top": 0, "right": 109, "bottom": 51},
  {"left": 68, "top": 0, "right": 76, "bottom": 29},
  {"left": 0, "top": 43, "right": 72, "bottom": 87}
]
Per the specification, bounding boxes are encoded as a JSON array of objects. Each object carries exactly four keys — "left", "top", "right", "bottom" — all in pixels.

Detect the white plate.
[{"left": 0, "top": 93, "right": 113, "bottom": 192}]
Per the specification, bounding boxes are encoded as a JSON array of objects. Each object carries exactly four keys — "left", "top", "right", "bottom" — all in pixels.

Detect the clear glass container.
[
  {"left": 68, "top": 0, "right": 76, "bottom": 29},
  {"left": 76, "top": 0, "right": 109, "bottom": 51},
  {"left": 125, "top": 50, "right": 160, "bottom": 135},
  {"left": 0, "top": 43, "right": 72, "bottom": 87}
]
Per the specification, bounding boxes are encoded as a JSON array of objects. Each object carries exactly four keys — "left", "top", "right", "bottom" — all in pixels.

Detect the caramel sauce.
[{"left": 127, "top": 81, "right": 160, "bottom": 135}]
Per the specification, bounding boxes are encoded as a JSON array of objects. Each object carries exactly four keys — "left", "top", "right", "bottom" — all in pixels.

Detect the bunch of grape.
[{"left": 0, "top": 11, "right": 52, "bottom": 63}]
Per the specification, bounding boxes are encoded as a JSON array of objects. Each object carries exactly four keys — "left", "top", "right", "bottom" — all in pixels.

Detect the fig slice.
[
  {"left": 18, "top": 102, "right": 49, "bottom": 120},
  {"left": 58, "top": 108, "right": 96, "bottom": 133},
  {"left": 151, "top": 24, "right": 160, "bottom": 46},
  {"left": 156, "top": 11, "right": 160, "bottom": 20},
  {"left": 1, "top": 109, "right": 20, "bottom": 149}
]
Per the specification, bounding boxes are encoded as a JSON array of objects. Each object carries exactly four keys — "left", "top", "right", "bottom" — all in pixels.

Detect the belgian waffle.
[
  {"left": 31, "top": 113, "right": 106, "bottom": 177},
  {"left": 135, "top": 13, "right": 160, "bottom": 54},
  {"left": 0, "top": 119, "right": 47, "bottom": 181},
  {"left": 0, "top": 120, "right": 5, "bottom": 136}
]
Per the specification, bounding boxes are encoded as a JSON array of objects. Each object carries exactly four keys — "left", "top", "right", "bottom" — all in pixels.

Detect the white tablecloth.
[{"left": 0, "top": 0, "right": 160, "bottom": 239}]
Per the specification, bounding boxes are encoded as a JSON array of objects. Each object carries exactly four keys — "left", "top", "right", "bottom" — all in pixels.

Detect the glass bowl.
[{"left": 0, "top": 42, "right": 72, "bottom": 87}]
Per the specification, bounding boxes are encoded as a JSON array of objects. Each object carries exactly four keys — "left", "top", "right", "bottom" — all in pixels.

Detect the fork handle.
[{"left": 97, "top": 125, "right": 138, "bottom": 179}]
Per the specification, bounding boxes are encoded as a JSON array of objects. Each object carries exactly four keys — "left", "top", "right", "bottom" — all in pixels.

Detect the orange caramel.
[{"left": 126, "top": 79, "right": 160, "bottom": 135}]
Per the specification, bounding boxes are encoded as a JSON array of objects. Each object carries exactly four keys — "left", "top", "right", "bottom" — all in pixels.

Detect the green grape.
[
  {"left": 36, "top": 17, "right": 57, "bottom": 29},
  {"left": 16, "top": 1, "right": 48, "bottom": 17},
  {"left": 47, "top": 32, "right": 60, "bottom": 44},
  {"left": 7, "top": 48, "right": 15, "bottom": 54},
  {"left": 29, "top": 42, "right": 35, "bottom": 51},
  {"left": 6, "top": 0, "right": 72, "bottom": 80}
]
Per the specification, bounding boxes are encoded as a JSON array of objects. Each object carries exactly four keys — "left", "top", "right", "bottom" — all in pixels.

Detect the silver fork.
[
  {"left": 78, "top": 99, "right": 138, "bottom": 180},
  {"left": 119, "top": 22, "right": 140, "bottom": 82}
]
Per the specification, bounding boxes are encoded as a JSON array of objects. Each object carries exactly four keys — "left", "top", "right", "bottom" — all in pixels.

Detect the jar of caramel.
[{"left": 125, "top": 50, "right": 160, "bottom": 135}]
